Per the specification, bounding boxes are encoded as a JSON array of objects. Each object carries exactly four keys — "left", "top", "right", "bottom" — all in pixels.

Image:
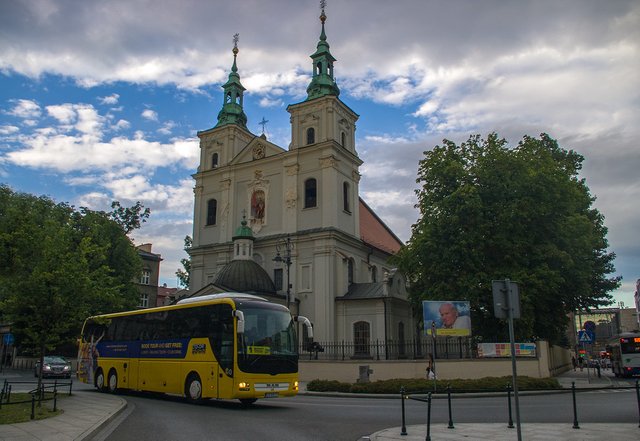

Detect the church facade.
[{"left": 188, "top": 9, "right": 415, "bottom": 347}]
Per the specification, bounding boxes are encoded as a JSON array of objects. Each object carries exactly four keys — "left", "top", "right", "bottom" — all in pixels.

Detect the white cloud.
[
  {"left": 141, "top": 109, "right": 158, "bottom": 121},
  {"left": 0, "top": 125, "right": 19, "bottom": 135},
  {"left": 46, "top": 104, "right": 76, "bottom": 124},
  {"left": 8, "top": 99, "right": 41, "bottom": 119},
  {"left": 99, "top": 93, "right": 120, "bottom": 105}
]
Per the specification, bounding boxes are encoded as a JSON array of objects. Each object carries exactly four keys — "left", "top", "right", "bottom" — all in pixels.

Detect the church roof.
[
  {"left": 359, "top": 198, "right": 403, "bottom": 254},
  {"left": 337, "top": 282, "right": 384, "bottom": 300},
  {"left": 213, "top": 259, "right": 277, "bottom": 296}
]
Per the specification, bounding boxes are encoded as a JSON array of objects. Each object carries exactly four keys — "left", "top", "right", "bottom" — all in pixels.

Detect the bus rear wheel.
[
  {"left": 185, "top": 373, "right": 202, "bottom": 403},
  {"left": 107, "top": 369, "right": 118, "bottom": 393}
]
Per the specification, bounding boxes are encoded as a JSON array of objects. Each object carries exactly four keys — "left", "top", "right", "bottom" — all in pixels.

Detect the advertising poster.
[{"left": 423, "top": 300, "right": 472, "bottom": 337}]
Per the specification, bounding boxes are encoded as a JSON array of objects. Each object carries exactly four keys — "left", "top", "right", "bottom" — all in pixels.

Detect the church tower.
[{"left": 286, "top": 5, "right": 362, "bottom": 238}]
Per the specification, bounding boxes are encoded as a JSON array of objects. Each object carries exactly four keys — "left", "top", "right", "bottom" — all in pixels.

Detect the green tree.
[
  {"left": 0, "top": 186, "right": 143, "bottom": 385},
  {"left": 394, "top": 133, "right": 620, "bottom": 345},
  {"left": 109, "top": 200, "right": 150, "bottom": 235},
  {"left": 176, "top": 235, "right": 192, "bottom": 288}
]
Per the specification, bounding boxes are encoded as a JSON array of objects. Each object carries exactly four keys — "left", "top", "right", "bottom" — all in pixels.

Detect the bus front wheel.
[
  {"left": 239, "top": 398, "right": 257, "bottom": 406},
  {"left": 185, "top": 373, "right": 202, "bottom": 403},
  {"left": 95, "top": 368, "right": 106, "bottom": 392},
  {"left": 107, "top": 369, "right": 118, "bottom": 393}
]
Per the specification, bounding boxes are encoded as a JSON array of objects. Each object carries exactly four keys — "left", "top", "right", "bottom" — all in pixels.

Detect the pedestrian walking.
[{"left": 571, "top": 356, "right": 577, "bottom": 371}]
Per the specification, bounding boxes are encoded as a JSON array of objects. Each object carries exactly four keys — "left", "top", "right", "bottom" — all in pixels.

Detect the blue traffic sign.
[
  {"left": 578, "top": 330, "right": 592, "bottom": 343},
  {"left": 2, "top": 333, "right": 14, "bottom": 346}
]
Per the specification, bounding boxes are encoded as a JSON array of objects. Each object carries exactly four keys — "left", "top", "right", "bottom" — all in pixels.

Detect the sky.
[{"left": 0, "top": 0, "right": 638, "bottom": 308}]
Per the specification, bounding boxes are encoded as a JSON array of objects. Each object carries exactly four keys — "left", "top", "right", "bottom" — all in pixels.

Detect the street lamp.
[{"left": 273, "top": 236, "right": 294, "bottom": 309}]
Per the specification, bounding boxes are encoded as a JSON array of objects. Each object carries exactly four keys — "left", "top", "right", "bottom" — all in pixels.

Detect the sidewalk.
[{"left": 1, "top": 368, "right": 637, "bottom": 441}]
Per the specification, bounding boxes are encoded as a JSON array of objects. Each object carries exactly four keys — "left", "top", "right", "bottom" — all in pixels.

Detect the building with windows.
[
  {"left": 187, "top": 8, "right": 414, "bottom": 347},
  {"left": 136, "top": 243, "right": 162, "bottom": 308}
]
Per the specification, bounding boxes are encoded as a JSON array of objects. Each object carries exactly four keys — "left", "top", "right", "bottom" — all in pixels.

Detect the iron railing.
[{"left": 299, "top": 338, "right": 476, "bottom": 361}]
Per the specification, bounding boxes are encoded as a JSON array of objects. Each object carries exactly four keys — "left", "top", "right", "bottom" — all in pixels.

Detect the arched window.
[
  {"left": 371, "top": 266, "right": 377, "bottom": 283},
  {"left": 212, "top": 153, "right": 219, "bottom": 168},
  {"left": 347, "top": 258, "right": 354, "bottom": 285},
  {"left": 206, "top": 199, "right": 217, "bottom": 225},
  {"left": 306, "top": 127, "right": 315, "bottom": 145},
  {"left": 343, "top": 182, "right": 351, "bottom": 213},
  {"left": 316, "top": 61, "right": 322, "bottom": 76},
  {"left": 341, "top": 131, "right": 346, "bottom": 147},
  {"left": 354, "top": 321, "right": 370, "bottom": 356},
  {"left": 226, "top": 93, "right": 232, "bottom": 103},
  {"left": 304, "top": 178, "right": 317, "bottom": 208}
]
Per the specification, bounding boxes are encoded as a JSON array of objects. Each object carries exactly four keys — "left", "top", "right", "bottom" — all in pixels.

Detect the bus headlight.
[
  {"left": 293, "top": 381, "right": 299, "bottom": 391},
  {"left": 238, "top": 382, "right": 251, "bottom": 391}
]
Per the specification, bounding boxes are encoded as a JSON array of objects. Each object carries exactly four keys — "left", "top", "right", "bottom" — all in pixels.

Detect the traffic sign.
[
  {"left": 578, "top": 330, "right": 592, "bottom": 343},
  {"left": 2, "top": 333, "right": 14, "bottom": 346}
]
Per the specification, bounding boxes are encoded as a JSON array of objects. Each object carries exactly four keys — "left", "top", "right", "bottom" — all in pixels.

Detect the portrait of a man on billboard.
[{"left": 423, "top": 300, "right": 472, "bottom": 337}]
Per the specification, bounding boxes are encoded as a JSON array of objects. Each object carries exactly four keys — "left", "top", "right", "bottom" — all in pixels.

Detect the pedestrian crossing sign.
[{"left": 578, "top": 330, "right": 592, "bottom": 343}]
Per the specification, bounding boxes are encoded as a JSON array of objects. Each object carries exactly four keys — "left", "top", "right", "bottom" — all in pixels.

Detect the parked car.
[{"left": 34, "top": 356, "right": 72, "bottom": 379}]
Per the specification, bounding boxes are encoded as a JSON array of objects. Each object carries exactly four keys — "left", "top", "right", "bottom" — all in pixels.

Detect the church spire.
[
  {"left": 306, "top": 1, "right": 340, "bottom": 100},
  {"left": 215, "top": 33, "right": 248, "bottom": 129}
]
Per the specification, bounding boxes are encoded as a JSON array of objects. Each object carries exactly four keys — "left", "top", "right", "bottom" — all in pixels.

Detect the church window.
[
  {"left": 212, "top": 153, "right": 219, "bottom": 168},
  {"left": 300, "top": 265, "right": 311, "bottom": 291},
  {"left": 347, "top": 258, "right": 354, "bottom": 285},
  {"left": 274, "top": 268, "right": 283, "bottom": 291},
  {"left": 353, "top": 321, "right": 370, "bottom": 356},
  {"left": 306, "top": 127, "right": 315, "bottom": 145},
  {"left": 343, "top": 182, "right": 351, "bottom": 213},
  {"left": 371, "top": 266, "right": 377, "bottom": 283},
  {"left": 206, "top": 199, "right": 217, "bottom": 225},
  {"left": 304, "top": 178, "right": 317, "bottom": 208},
  {"left": 316, "top": 61, "right": 322, "bottom": 76},
  {"left": 226, "top": 92, "right": 232, "bottom": 103},
  {"left": 341, "top": 131, "right": 346, "bottom": 147}
]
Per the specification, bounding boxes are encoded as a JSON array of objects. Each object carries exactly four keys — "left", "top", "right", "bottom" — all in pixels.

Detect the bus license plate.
[{"left": 264, "top": 392, "right": 278, "bottom": 398}]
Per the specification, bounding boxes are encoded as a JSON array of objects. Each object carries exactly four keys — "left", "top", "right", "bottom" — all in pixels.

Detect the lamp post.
[{"left": 273, "top": 236, "right": 293, "bottom": 309}]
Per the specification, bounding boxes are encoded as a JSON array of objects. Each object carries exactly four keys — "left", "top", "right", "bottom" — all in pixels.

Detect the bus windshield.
[{"left": 237, "top": 302, "right": 297, "bottom": 374}]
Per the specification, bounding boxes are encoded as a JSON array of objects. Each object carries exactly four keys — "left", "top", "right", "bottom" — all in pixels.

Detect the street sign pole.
[{"left": 504, "top": 279, "right": 522, "bottom": 441}]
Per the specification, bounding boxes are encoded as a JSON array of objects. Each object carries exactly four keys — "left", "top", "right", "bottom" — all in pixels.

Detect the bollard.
[
  {"left": 572, "top": 382, "right": 580, "bottom": 429},
  {"left": 53, "top": 390, "right": 58, "bottom": 412},
  {"left": 425, "top": 392, "right": 432, "bottom": 441},
  {"left": 507, "top": 383, "right": 514, "bottom": 428},
  {"left": 31, "top": 394, "right": 35, "bottom": 420},
  {"left": 447, "top": 385, "right": 454, "bottom": 429},
  {"left": 69, "top": 378, "right": 73, "bottom": 396},
  {"left": 400, "top": 387, "right": 407, "bottom": 436}
]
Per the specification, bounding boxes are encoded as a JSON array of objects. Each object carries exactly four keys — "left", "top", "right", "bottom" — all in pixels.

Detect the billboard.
[{"left": 423, "top": 300, "right": 472, "bottom": 337}]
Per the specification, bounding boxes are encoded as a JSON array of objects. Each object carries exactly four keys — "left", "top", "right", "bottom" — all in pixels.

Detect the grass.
[
  {"left": 307, "top": 376, "right": 561, "bottom": 394},
  {"left": 0, "top": 392, "right": 63, "bottom": 424}
]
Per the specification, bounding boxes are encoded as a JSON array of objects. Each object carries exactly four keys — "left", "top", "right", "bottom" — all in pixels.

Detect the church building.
[{"left": 187, "top": 7, "right": 414, "bottom": 348}]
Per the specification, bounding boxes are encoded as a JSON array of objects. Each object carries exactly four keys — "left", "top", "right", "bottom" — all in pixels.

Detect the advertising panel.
[{"left": 423, "top": 300, "right": 472, "bottom": 337}]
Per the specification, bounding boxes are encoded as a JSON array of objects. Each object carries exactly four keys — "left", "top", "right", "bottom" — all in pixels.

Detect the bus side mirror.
[
  {"left": 294, "top": 315, "right": 313, "bottom": 339},
  {"left": 233, "top": 310, "right": 245, "bottom": 334}
]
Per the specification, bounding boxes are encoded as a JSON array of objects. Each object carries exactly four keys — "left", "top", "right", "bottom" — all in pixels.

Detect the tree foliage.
[
  {"left": 393, "top": 133, "right": 620, "bottom": 345},
  {"left": 109, "top": 200, "right": 151, "bottom": 235},
  {"left": 0, "top": 186, "right": 143, "bottom": 358},
  {"left": 176, "top": 235, "right": 192, "bottom": 288}
]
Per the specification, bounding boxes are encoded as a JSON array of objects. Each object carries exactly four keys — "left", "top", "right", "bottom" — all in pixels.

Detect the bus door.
[{"left": 216, "top": 339, "right": 235, "bottom": 398}]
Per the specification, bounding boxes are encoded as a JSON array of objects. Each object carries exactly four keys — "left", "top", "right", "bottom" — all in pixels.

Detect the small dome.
[{"left": 214, "top": 260, "right": 276, "bottom": 296}]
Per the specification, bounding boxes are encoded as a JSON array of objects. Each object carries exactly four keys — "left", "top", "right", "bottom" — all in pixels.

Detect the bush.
[{"left": 306, "top": 376, "right": 561, "bottom": 394}]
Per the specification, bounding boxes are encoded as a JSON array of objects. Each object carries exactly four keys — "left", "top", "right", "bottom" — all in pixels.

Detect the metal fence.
[{"left": 299, "top": 338, "right": 476, "bottom": 361}]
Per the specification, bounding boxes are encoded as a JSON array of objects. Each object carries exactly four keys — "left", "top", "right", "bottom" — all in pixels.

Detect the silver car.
[{"left": 34, "top": 356, "right": 72, "bottom": 379}]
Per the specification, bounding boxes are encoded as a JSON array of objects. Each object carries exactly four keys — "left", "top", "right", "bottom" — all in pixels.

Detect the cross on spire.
[{"left": 259, "top": 117, "right": 269, "bottom": 134}]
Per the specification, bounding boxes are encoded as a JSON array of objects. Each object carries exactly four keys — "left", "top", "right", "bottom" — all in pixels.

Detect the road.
[{"left": 96, "top": 385, "right": 639, "bottom": 441}]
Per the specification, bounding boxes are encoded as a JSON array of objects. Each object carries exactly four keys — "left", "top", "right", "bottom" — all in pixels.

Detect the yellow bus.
[{"left": 77, "top": 293, "right": 312, "bottom": 404}]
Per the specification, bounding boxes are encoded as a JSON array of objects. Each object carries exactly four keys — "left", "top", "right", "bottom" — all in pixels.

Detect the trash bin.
[{"left": 358, "top": 365, "right": 373, "bottom": 383}]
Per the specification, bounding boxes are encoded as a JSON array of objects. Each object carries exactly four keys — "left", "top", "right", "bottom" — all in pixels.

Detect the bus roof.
[{"left": 85, "top": 292, "right": 269, "bottom": 321}]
